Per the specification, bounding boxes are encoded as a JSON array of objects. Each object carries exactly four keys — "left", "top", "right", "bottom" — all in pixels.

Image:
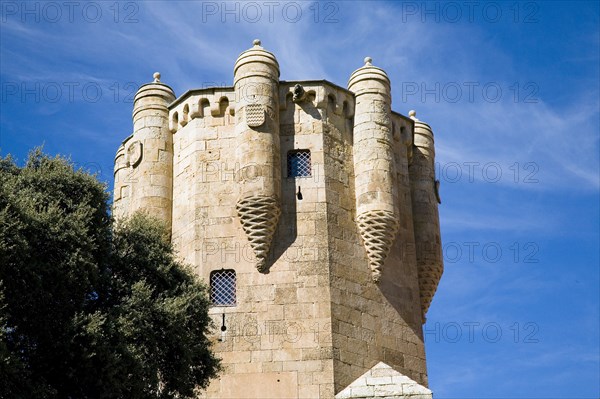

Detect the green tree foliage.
[{"left": 0, "top": 149, "right": 220, "bottom": 398}]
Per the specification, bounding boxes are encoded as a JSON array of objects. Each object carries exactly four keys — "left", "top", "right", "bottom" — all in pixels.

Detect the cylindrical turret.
[
  {"left": 408, "top": 110, "right": 443, "bottom": 321},
  {"left": 233, "top": 39, "right": 281, "bottom": 272},
  {"left": 127, "top": 72, "right": 176, "bottom": 230},
  {"left": 348, "top": 57, "right": 400, "bottom": 282},
  {"left": 112, "top": 140, "right": 129, "bottom": 219}
]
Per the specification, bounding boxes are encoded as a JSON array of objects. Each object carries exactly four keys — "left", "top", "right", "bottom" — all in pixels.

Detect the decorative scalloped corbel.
[
  {"left": 236, "top": 195, "right": 281, "bottom": 272},
  {"left": 356, "top": 209, "right": 399, "bottom": 283}
]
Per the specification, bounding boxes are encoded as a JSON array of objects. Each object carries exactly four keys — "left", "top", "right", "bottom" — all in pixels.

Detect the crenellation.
[{"left": 112, "top": 40, "right": 442, "bottom": 399}]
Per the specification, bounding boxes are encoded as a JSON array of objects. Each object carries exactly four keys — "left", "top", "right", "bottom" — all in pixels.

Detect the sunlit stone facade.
[{"left": 113, "top": 40, "right": 443, "bottom": 399}]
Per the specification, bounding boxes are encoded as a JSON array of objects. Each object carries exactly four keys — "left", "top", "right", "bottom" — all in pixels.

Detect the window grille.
[
  {"left": 287, "top": 150, "right": 311, "bottom": 177},
  {"left": 210, "top": 270, "right": 236, "bottom": 306}
]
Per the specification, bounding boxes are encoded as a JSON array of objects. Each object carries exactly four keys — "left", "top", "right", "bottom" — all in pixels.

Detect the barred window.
[
  {"left": 287, "top": 150, "right": 311, "bottom": 177},
  {"left": 210, "top": 270, "right": 236, "bottom": 306}
]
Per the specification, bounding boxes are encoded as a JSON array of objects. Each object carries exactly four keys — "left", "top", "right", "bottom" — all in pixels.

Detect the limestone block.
[
  {"left": 335, "top": 362, "right": 432, "bottom": 399},
  {"left": 115, "top": 50, "right": 441, "bottom": 399}
]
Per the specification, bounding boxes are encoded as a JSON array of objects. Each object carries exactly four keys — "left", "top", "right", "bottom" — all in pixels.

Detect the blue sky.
[{"left": 1, "top": 1, "right": 598, "bottom": 397}]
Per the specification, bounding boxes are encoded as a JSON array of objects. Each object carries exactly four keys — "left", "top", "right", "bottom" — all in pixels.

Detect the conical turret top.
[
  {"left": 234, "top": 39, "right": 280, "bottom": 83},
  {"left": 348, "top": 56, "right": 391, "bottom": 93},
  {"left": 133, "top": 72, "right": 175, "bottom": 121},
  {"left": 136, "top": 71, "right": 174, "bottom": 92},
  {"left": 409, "top": 110, "right": 434, "bottom": 142}
]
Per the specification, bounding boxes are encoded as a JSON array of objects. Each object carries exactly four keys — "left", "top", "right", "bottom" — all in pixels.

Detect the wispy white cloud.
[
  {"left": 437, "top": 97, "right": 599, "bottom": 190},
  {"left": 1, "top": 2, "right": 598, "bottom": 398}
]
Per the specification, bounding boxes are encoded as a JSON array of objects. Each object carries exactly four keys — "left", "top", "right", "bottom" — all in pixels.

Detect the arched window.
[{"left": 210, "top": 269, "right": 236, "bottom": 306}]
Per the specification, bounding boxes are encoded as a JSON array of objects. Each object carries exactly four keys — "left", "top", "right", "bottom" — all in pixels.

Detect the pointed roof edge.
[{"left": 335, "top": 362, "right": 432, "bottom": 399}]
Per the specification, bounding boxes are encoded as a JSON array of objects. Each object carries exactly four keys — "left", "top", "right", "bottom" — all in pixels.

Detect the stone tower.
[{"left": 113, "top": 40, "right": 443, "bottom": 399}]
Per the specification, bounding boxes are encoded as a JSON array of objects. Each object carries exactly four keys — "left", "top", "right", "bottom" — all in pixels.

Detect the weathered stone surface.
[
  {"left": 335, "top": 362, "right": 432, "bottom": 399},
  {"left": 112, "top": 42, "right": 443, "bottom": 399}
]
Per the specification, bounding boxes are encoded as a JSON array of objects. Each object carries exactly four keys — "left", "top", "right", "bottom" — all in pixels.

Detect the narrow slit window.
[
  {"left": 210, "top": 270, "right": 236, "bottom": 306},
  {"left": 287, "top": 150, "right": 311, "bottom": 178}
]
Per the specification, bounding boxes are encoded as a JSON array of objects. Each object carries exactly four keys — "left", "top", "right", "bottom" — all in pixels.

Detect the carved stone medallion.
[
  {"left": 245, "top": 103, "right": 265, "bottom": 127},
  {"left": 127, "top": 141, "right": 143, "bottom": 168}
]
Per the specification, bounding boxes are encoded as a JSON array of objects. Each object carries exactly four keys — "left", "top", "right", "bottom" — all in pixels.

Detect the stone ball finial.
[
  {"left": 409, "top": 110, "right": 418, "bottom": 120},
  {"left": 364, "top": 56, "right": 373, "bottom": 66},
  {"left": 234, "top": 38, "right": 279, "bottom": 80},
  {"left": 153, "top": 72, "right": 161, "bottom": 83}
]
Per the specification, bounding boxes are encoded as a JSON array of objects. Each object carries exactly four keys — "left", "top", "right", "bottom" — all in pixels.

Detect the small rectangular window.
[
  {"left": 210, "top": 270, "right": 236, "bottom": 306},
  {"left": 287, "top": 150, "right": 311, "bottom": 177}
]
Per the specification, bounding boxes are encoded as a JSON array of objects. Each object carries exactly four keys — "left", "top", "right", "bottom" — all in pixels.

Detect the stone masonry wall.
[
  {"left": 115, "top": 65, "right": 438, "bottom": 397},
  {"left": 324, "top": 105, "right": 428, "bottom": 393},
  {"left": 169, "top": 83, "right": 341, "bottom": 398}
]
